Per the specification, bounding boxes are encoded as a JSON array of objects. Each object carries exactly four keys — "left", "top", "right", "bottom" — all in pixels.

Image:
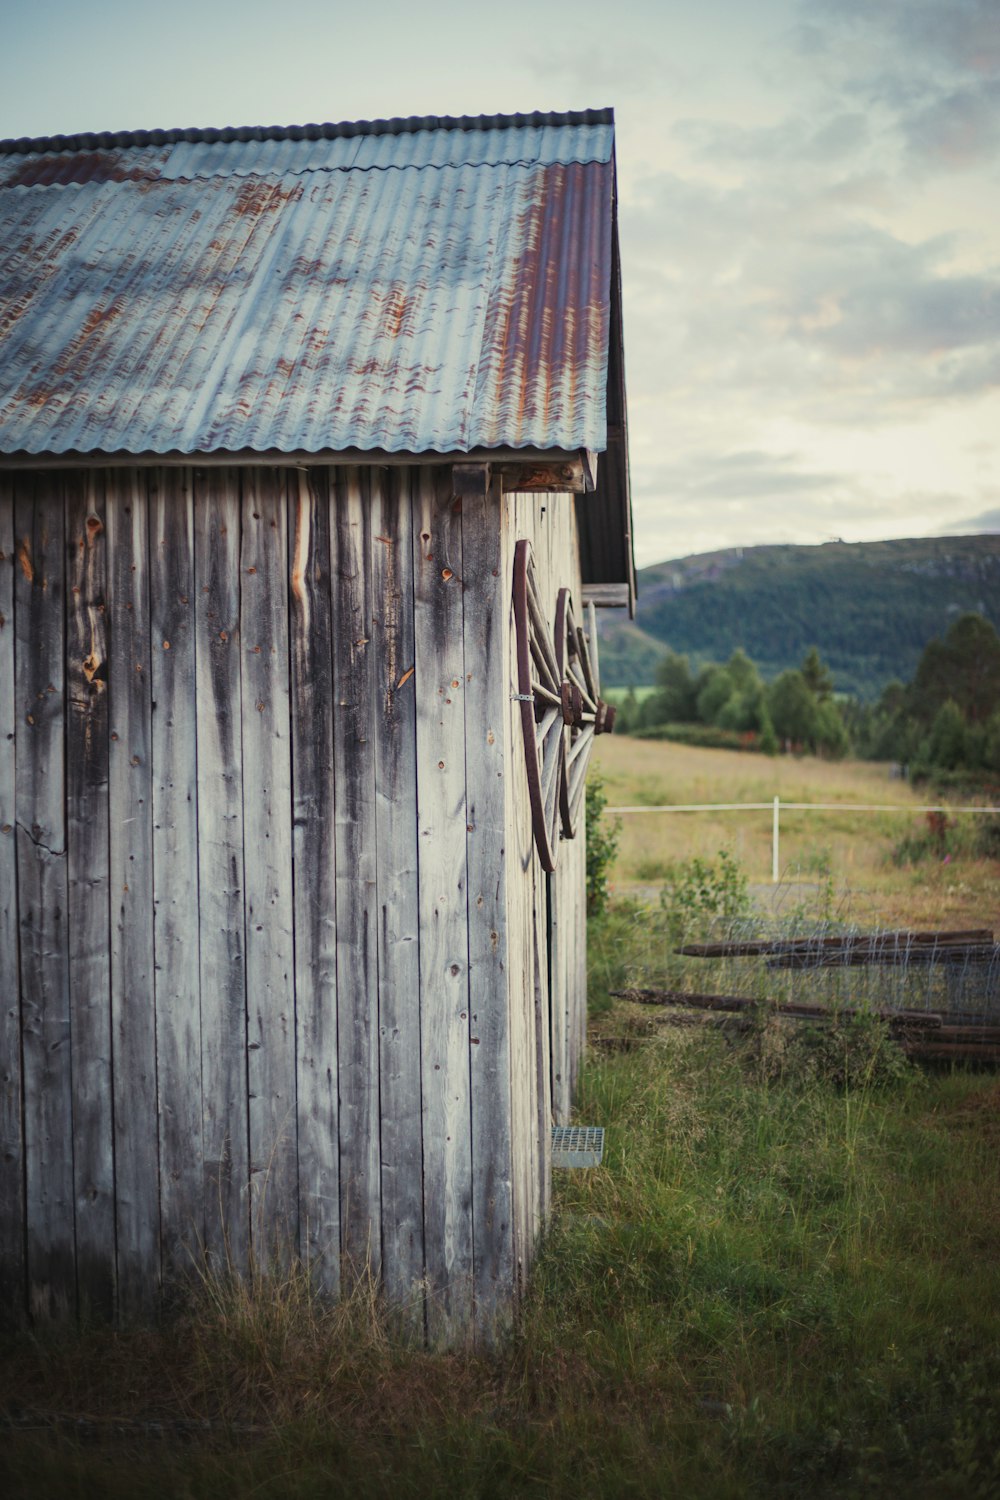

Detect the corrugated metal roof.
[
  {"left": 0, "top": 111, "right": 616, "bottom": 458},
  {"left": 0, "top": 118, "right": 614, "bottom": 188},
  {"left": 0, "top": 108, "right": 614, "bottom": 159}
]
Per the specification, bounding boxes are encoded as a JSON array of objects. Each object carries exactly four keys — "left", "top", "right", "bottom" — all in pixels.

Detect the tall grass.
[{"left": 2, "top": 868, "right": 999, "bottom": 1498}]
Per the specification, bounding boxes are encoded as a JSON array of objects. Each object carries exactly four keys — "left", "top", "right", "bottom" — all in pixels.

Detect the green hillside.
[{"left": 599, "top": 533, "right": 1000, "bottom": 699}]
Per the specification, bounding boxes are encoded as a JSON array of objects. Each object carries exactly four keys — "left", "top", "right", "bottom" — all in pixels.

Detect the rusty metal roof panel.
[{"left": 0, "top": 112, "right": 616, "bottom": 458}]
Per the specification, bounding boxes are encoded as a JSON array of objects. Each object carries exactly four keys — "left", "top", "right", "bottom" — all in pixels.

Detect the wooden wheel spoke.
[
  {"left": 529, "top": 633, "right": 560, "bottom": 693},
  {"left": 575, "top": 626, "right": 599, "bottom": 705},
  {"left": 539, "top": 713, "right": 563, "bottom": 794},
  {"left": 586, "top": 602, "right": 601, "bottom": 685},
  {"left": 535, "top": 704, "right": 560, "bottom": 745},
  {"left": 526, "top": 570, "right": 560, "bottom": 685},
  {"left": 530, "top": 678, "right": 562, "bottom": 709},
  {"left": 554, "top": 585, "right": 613, "bottom": 840},
  {"left": 568, "top": 660, "right": 597, "bottom": 712},
  {"left": 566, "top": 727, "right": 593, "bottom": 770}
]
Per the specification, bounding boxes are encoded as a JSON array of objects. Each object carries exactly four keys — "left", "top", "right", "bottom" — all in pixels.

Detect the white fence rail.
[{"left": 605, "top": 798, "right": 1000, "bottom": 883}]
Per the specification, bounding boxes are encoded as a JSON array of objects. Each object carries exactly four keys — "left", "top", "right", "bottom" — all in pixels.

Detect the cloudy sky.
[{"left": 3, "top": 0, "right": 998, "bottom": 565}]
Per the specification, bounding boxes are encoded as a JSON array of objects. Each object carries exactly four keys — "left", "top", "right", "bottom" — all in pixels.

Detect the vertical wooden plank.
[
  {"left": 194, "top": 470, "right": 248, "bottom": 1269},
  {"left": 107, "top": 471, "right": 159, "bottom": 1318},
  {"left": 14, "top": 473, "right": 74, "bottom": 1319},
  {"left": 149, "top": 468, "right": 203, "bottom": 1286},
  {"left": 289, "top": 468, "right": 339, "bottom": 1295},
  {"left": 462, "top": 475, "right": 515, "bottom": 1336},
  {"left": 518, "top": 494, "right": 541, "bottom": 1262},
  {"left": 332, "top": 467, "right": 381, "bottom": 1276},
  {"left": 0, "top": 476, "right": 25, "bottom": 1326},
  {"left": 503, "top": 491, "right": 534, "bottom": 1293},
  {"left": 548, "top": 491, "right": 584, "bottom": 1125},
  {"left": 548, "top": 861, "right": 570, "bottom": 1126},
  {"left": 66, "top": 472, "right": 115, "bottom": 1320},
  {"left": 371, "top": 468, "right": 424, "bottom": 1314},
  {"left": 531, "top": 496, "right": 554, "bottom": 1210},
  {"left": 577, "top": 832, "right": 589, "bottom": 1097},
  {"left": 569, "top": 830, "right": 588, "bottom": 1100},
  {"left": 531, "top": 859, "right": 552, "bottom": 1228},
  {"left": 241, "top": 470, "right": 297, "bottom": 1264},
  {"left": 561, "top": 502, "right": 588, "bottom": 1103},
  {"left": 413, "top": 465, "right": 473, "bottom": 1342}
]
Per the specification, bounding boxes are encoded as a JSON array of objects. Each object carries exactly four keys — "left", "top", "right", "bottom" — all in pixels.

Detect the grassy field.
[
  {"left": 593, "top": 735, "right": 1000, "bottom": 930},
  {"left": 2, "top": 742, "right": 998, "bottom": 1499}
]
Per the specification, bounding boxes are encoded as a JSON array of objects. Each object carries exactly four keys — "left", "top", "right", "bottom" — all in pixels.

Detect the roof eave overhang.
[
  {"left": 574, "top": 155, "right": 635, "bottom": 617},
  {"left": 0, "top": 443, "right": 600, "bottom": 493}
]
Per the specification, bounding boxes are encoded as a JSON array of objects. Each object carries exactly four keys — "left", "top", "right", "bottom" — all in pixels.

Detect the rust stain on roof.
[
  {"left": 8, "top": 150, "right": 160, "bottom": 187},
  {"left": 233, "top": 178, "right": 302, "bottom": 216}
]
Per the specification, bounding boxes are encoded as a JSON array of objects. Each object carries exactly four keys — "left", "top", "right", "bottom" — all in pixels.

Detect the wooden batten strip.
[
  {"left": 194, "top": 470, "right": 249, "bottom": 1268},
  {"left": 149, "top": 468, "right": 203, "bottom": 1285},
  {"left": 580, "top": 583, "right": 629, "bottom": 609},
  {"left": 240, "top": 472, "right": 298, "bottom": 1265},
  {"left": 107, "top": 469, "right": 159, "bottom": 1318},
  {"left": 289, "top": 468, "right": 340, "bottom": 1294},
  {"left": 0, "top": 475, "right": 25, "bottom": 1325},
  {"left": 531, "top": 807, "right": 553, "bottom": 1233},
  {"left": 67, "top": 471, "right": 115, "bottom": 1321},
  {"left": 462, "top": 473, "right": 515, "bottom": 1337},
  {"left": 371, "top": 468, "right": 424, "bottom": 1316},
  {"left": 332, "top": 467, "right": 382, "bottom": 1278},
  {"left": 505, "top": 491, "right": 539, "bottom": 1285},
  {"left": 548, "top": 858, "right": 569, "bottom": 1127},
  {"left": 413, "top": 465, "right": 474, "bottom": 1342},
  {"left": 15, "top": 472, "right": 75, "bottom": 1319}
]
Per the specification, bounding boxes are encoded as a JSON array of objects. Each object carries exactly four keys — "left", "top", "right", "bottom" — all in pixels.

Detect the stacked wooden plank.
[
  {"left": 678, "top": 929, "right": 995, "bottom": 966},
  {"left": 612, "top": 929, "right": 1000, "bottom": 1064}
]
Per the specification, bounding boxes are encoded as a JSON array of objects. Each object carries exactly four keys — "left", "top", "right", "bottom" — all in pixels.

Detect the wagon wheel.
[
  {"left": 555, "top": 589, "right": 616, "bottom": 839},
  {"left": 513, "top": 539, "right": 566, "bottom": 873}
]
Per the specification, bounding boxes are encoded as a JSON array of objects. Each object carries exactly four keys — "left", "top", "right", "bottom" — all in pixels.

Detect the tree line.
[{"left": 613, "top": 612, "right": 1000, "bottom": 785}]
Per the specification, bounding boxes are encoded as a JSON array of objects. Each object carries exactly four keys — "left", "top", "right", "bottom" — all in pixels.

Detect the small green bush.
[
  {"left": 660, "top": 848, "right": 752, "bottom": 928},
  {"left": 585, "top": 776, "right": 620, "bottom": 917},
  {"left": 739, "top": 1011, "right": 915, "bottom": 1091}
]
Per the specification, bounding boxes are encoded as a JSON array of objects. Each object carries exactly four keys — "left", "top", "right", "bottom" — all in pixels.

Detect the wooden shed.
[{"left": 0, "top": 108, "right": 633, "bottom": 1339}]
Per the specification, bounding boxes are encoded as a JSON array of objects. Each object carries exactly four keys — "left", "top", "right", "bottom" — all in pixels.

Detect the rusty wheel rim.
[{"left": 513, "top": 540, "right": 565, "bottom": 873}]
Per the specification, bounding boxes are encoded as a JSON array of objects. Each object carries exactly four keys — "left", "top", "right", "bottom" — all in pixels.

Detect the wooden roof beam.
[{"left": 1, "top": 447, "right": 598, "bottom": 492}]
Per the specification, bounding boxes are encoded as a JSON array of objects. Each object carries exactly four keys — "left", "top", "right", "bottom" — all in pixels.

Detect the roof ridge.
[{"left": 0, "top": 107, "right": 614, "bottom": 159}]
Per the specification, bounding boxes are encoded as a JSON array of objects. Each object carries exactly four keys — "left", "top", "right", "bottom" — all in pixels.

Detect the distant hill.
[{"left": 598, "top": 534, "right": 1000, "bottom": 699}]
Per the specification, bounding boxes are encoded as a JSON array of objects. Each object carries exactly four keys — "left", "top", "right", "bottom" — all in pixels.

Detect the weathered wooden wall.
[
  {"left": 501, "top": 488, "right": 588, "bottom": 1284},
  {"left": 0, "top": 463, "right": 589, "bottom": 1336}
]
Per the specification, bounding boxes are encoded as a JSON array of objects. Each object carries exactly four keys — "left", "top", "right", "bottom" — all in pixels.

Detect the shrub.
[
  {"left": 585, "top": 776, "right": 620, "bottom": 917},
  {"left": 740, "top": 1011, "right": 914, "bottom": 1091},
  {"left": 660, "top": 848, "right": 751, "bottom": 933}
]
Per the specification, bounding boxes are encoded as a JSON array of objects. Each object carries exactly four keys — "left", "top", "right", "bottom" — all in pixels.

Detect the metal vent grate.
[{"left": 551, "top": 1126, "right": 605, "bottom": 1168}]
